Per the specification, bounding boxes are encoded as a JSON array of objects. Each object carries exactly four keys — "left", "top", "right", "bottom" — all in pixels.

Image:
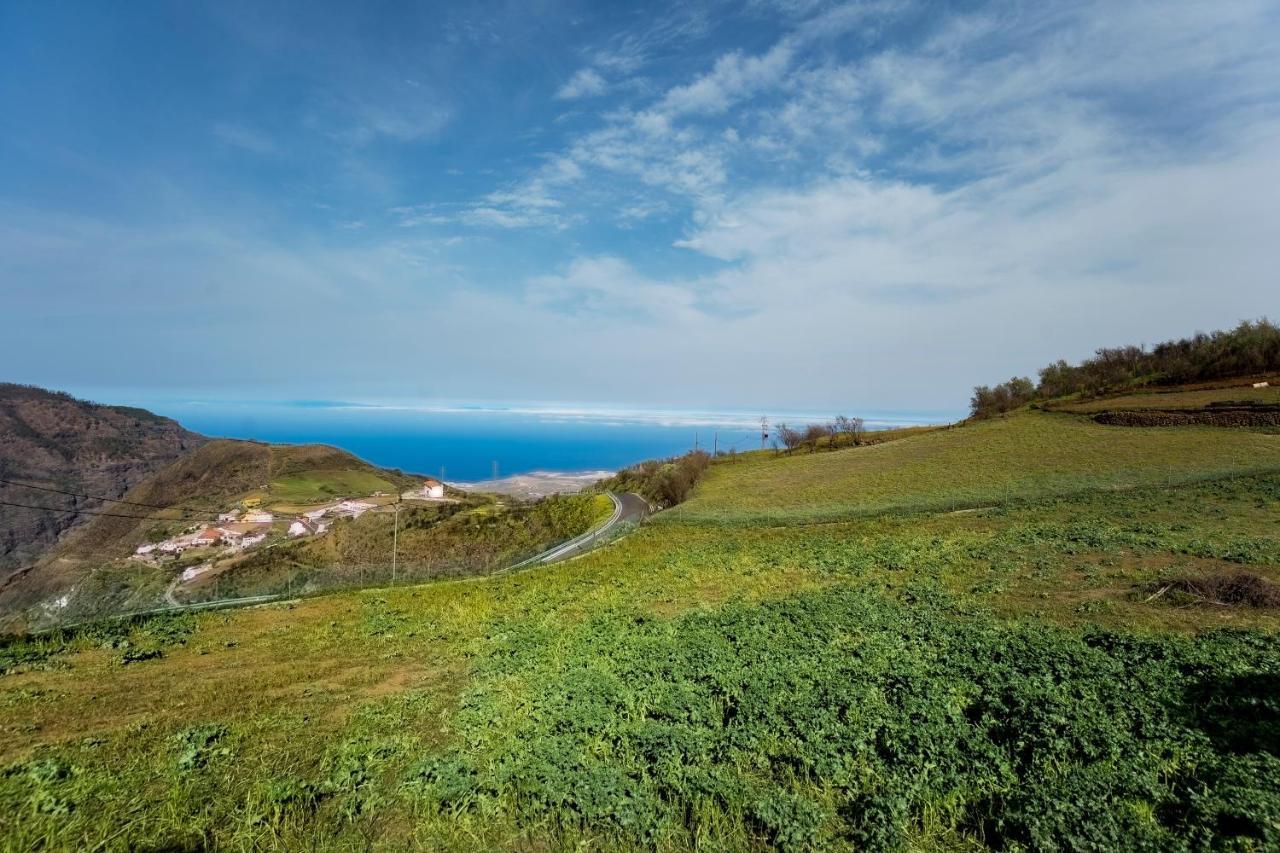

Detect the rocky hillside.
[
  {"left": 0, "top": 384, "right": 205, "bottom": 579},
  {"left": 0, "top": 438, "right": 419, "bottom": 625}
]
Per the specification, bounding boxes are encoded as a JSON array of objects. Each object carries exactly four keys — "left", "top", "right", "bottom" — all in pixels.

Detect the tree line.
[
  {"left": 970, "top": 318, "right": 1280, "bottom": 418},
  {"left": 774, "top": 415, "right": 866, "bottom": 454}
]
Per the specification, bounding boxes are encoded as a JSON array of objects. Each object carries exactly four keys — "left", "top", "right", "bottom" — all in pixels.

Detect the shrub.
[{"left": 596, "top": 451, "right": 710, "bottom": 508}]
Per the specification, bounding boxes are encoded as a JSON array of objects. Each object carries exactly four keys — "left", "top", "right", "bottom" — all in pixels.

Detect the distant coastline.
[
  {"left": 450, "top": 470, "right": 616, "bottom": 499},
  {"left": 60, "top": 395, "right": 957, "bottom": 482}
]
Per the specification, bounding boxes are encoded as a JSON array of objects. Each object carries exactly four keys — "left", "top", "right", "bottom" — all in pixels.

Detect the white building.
[
  {"left": 335, "top": 500, "right": 375, "bottom": 518},
  {"left": 288, "top": 518, "right": 318, "bottom": 538},
  {"left": 420, "top": 479, "right": 446, "bottom": 499},
  {"left": 303, "top": 506, "right": 333, "bottom": 521},
  {"left": 240, "top": 532, "right": 267, "bottom": 549},
  {"left": 217, "top": 527, "right": 244, "bottom": 545},
  {"left": 134, "top": 544, "right": 157, "bottom": 556},
  {"left": 217, "top": 511, "right": 239, "bottom": 522},
  {"left": 243, "top": 510, "right": 274, "bottom": 524}
]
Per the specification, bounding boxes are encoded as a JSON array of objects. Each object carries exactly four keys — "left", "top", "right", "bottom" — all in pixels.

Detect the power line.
[
  {"left": 0, "top": 497, "right": 215, "bottom": 522},
  {"left": 0, "top": 477, "right": 217, "bottom": 514}
]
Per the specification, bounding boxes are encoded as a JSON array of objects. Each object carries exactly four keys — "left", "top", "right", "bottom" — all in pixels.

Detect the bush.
[
  {"left": 970, "top": 376, "right": 1036, "bottom": 418},
  {"left": 596, "top": 451, "right": 710, "bottom": 508}
]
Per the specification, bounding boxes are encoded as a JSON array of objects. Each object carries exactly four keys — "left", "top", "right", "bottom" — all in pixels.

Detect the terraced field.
[
  {"left": 1054, "top": 383, "right": 1280, "bottom": 413},
  {"left": 265, "top": 469, "right": 398, "bottom": 506},
  {"left": 2, "top": 411, "right": 1279, "bottom": 850}
]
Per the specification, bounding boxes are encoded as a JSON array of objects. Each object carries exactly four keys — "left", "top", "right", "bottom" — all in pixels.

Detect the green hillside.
[
  {"left": 674, "top": 412, "right": 1280, "bottom": 524},
  {"left": 2, "top": 409, "right": 1279, "bottom": 849}
]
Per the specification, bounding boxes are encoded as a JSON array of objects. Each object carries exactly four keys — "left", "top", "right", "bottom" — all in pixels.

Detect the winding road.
[{"left": 529, "top": 491, "right": 650, "bottom": 565}]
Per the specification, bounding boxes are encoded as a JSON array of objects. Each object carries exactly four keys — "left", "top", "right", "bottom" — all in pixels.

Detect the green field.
[
  {"left": 2, "top": 412, "right": 1279, "bottom": 849},
  {"left": 266, "top": 469, "right": 398, "bottom": 505}
]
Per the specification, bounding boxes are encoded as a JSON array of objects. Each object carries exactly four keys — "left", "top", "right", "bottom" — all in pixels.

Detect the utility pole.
[
  {"left": 760, "top": 416, "right": 769, "bottom": 451},
  {"left": 492, "top": 460, "right": 499, "bottom": 481},
  {"left": 713, "top": 431, "right": 718, "bottom": 457},
  {"left": 391, "top": 497, "right": 400, "bottom": 585},
  {"left": 694, "top": 432, "right": 699, "bottom": 452},
  {"left": 440, "top": 465, "right": 445, "bottom": 482}
]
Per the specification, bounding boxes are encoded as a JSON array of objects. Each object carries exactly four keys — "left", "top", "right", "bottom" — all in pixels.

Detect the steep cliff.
[{"left": 0, "top": 383, "right": 206, "bottom": 579}]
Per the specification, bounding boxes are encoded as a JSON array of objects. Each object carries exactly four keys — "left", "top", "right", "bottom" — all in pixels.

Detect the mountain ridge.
[{"left": 0, "top": 383, "right": 206, "bottom": 579}]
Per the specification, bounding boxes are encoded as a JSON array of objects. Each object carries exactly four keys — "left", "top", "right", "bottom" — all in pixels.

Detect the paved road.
[
  {"left": 522, "top": 491, "right": 650, "bottom": 566},
  {"left": 557, "top": 491, "right": 648, "bottom": 559}
]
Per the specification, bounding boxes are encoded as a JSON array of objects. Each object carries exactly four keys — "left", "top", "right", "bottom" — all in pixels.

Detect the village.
[{"left": 132, "top": 477, "right": 449, "bottom": 562}]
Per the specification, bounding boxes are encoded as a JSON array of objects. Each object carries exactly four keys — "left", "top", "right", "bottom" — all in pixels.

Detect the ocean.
[{"left": 124, "top": 400, "right": 954, "bottom": 482}]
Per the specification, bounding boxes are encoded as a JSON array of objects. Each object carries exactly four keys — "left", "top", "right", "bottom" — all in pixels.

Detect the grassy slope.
[
  {"left": 1, "top": 413, "right": 1279, "bottom": 849},
  {"left": 673, "top": 412, "right": 1280, "bottom": 524},
  {"left": 266, "top": 470, "right": 395, "bottom": 505}
]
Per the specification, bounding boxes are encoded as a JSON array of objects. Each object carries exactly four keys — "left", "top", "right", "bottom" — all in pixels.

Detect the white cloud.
[
  {"left": 657, "top": 42, "right": 795, "bottom": 117},
  {"left": 556, "top": 68, "right": 608, "bottom": 100},
  {"left": 526, "top": 256, "right": 706, "bottom": 323}
]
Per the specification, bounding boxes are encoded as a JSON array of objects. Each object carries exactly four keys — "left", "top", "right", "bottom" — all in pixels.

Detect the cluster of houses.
[
  {"left": 132, "top": 479, "right": 449, "bottom": 562},
  {"left": 134, "top": 509, "right": 277, "bottom": 559}
]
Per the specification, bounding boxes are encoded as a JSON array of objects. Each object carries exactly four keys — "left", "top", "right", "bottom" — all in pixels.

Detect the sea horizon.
[{"left": 75, "top": 393, "right": 961, "bottom": 481}]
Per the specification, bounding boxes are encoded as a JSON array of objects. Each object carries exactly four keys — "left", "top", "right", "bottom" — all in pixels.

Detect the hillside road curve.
[{"left": 533, "top": 491, "right": 651, "bottom": 564}]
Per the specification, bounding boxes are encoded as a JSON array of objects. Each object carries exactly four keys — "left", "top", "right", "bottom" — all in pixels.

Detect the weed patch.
[
  {"left": 409, "top": 587, "right": 1280, "bottom": 850},
  {"left": 173, "top": 724, "right": 230, "bottom": 771}
]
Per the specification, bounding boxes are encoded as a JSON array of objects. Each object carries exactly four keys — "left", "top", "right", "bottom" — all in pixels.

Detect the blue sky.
[{"left": 2, "top": 0, "right": 1278, "bottom": 413}]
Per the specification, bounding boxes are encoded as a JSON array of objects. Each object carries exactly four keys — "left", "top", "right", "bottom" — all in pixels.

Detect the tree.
[
  {"left": 823, "top": 421, "right": 840, "bottom": 451},
  {"left": 803, "top": 424, "right": 827, "bottom": 453},
  {"left": 777, "top": 423, "right": 802, "bottom": 454},
  {"left": 832, "top": 414, "right": 867, "bottom": 447},
  {"left": 833, "top": 415, "right": 851, "bottom": 448},
  {"left": 970, "top": 377, "right": 1036, "bottom": 419}
]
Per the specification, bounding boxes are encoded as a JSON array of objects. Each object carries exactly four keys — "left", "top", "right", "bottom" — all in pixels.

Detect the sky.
[{"left": 1, "top": 0, "right": 1278, "bottom": 415}]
